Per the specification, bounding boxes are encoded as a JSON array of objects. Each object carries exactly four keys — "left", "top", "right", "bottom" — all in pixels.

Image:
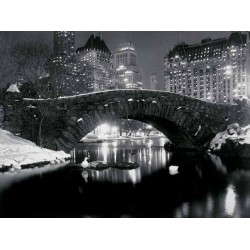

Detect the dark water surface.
[{"left": 1, "top": 137, "right": 250, "bottom": 218}]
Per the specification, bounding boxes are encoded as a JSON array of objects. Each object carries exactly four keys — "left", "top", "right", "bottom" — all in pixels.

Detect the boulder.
[
  {"left": 227, "top": 123, "right": 239, "bottom": 130},
  {"left": 214, "top": 138, "right": 250, "bottom": 158},
  {"left": 227, "top": 128, "right": 236, "bottom": 135}
]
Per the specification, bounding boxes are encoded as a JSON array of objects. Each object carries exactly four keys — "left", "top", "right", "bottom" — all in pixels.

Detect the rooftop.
[
  {"left": 167, "top": 32, "right": 248, "bottom": 62},
  {"left": 76, "top": 34, "right": 111, "bottom": 55},
  {"left": 116, "top": 42, "right": 135, "bottom": 53}
]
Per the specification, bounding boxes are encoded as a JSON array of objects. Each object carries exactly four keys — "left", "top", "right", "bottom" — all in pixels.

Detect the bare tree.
[
  {"left": 0, "top": 34, "right": 17, "bottom": 89},
  {"left": 121, "top": 119, "right": 142, "bottom": 136},
  {"left": 10, "top": 40, "right": 52, "bottom": 97},
  {"left": 37, "top": 100, "right": 54, "bottom": 147},
  {"left": 10, "top": 40, "right": 52, "bottom": 146}
]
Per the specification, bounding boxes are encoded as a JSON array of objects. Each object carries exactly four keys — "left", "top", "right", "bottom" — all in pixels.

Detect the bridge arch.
[{"left": 22, "top": 90, "right": 240, "bottom": 152}]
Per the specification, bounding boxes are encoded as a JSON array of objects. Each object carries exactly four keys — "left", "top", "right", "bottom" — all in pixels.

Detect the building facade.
[
  {"left": 164, "top": 32, "right": 250, "bottom": 104},
  {"left": 50, "top": 31, "right": 76, "bottom": 72},
  {"left": 114, "top": 42, "right": 142, "bottom": 89},
  {"left": 48, "top": 31, "right": 91, "bottom": 97},
  {"left": 76, "top": 33, "right": 113, "bottom": 92}
]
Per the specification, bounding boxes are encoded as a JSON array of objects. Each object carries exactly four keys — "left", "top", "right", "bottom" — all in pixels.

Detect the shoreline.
[{"left": 80, "top": 135, "right": 167, "bottom": 143}]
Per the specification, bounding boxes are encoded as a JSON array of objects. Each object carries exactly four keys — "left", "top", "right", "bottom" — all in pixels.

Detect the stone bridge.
[{"left": 9, "top": 90, "right": 249, "bottom": 152}]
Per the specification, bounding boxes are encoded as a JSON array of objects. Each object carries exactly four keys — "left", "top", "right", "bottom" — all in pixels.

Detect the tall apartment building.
[
  {"left": 114, "top": 42, "right": 142, "bottom": 89},
  {"left": 50, "top": 31, "right": 76, "bottom": 72},
  {"left": 76, "top": 33, "right": 113, "bottom": 92},
  {"left": 48, "top": 31, "right": 89, "bottom": 97},
  {"left": 164, "top": 32, "right": 250, "bottom": 104}
]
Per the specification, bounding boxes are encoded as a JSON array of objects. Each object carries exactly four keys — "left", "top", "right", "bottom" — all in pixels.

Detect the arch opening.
[
  {"left": 43, "top": 112, "right": 204, "bottom": 152},
  {"left": 80, "top": 119, "right": 168, "bottom": 143}
]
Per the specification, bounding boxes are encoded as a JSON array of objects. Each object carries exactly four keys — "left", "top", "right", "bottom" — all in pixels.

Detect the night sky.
[{"left": 0, "top": 31, "right": 231, "bottom": 88}]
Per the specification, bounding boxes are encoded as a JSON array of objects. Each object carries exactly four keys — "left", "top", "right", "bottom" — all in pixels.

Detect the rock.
[
  {"left": 227, "top": 128, "right": 236, "bottom": 135},
  {"left": 89, "top": 161, "right": 110, "bottom": 170},
  {"left": 236, "top": 127, "right": 245, "bottom": 136},
  {"left": 219, "top": 138, "right": 238, "bottom": 157},
  {"left": 227, "top": 123, "right": 239, "bottom": 131},
  {"left": 113, "top": 162, "right": 140, "bottom": 170},
  {"left": 214, "top": 137, "right": 250, "bottom": 158},
  {"left": 0, "top": 166, "right": 11, "bottom": 172}
]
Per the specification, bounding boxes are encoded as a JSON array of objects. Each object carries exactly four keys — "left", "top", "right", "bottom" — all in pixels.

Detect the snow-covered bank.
[
  {"left": 209, "top": 123, "right": 250, "bottom": 158},
  {"left": 0, "top": 128, "right": 71, "bottom": 169}
]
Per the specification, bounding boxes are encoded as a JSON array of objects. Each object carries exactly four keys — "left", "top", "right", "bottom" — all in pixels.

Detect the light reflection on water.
[
  {"left": 74, "top": 138, "right": 170, "bottom": 184},
  {"left": 225, "top": 184, "right": 237, "bottom": 216},
  {"left": 74, "top": 139, "right": 250, "bottom": 218},
  {"left": 3, "top": 138, "right": 250, "bottom": 217}
]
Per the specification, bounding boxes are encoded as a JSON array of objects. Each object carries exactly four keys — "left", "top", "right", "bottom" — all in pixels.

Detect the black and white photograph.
[
  {"left": 1, "top": 30, "right": 250, "bottom": 218},
  {"left": 0, "top": 0, "right": 249, "bottom": 249}
]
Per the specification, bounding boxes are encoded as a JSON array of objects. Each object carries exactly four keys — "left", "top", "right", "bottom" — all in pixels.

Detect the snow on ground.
[
  {"left": 0, "top": 128, "right": 71, "bottom": 168},
  {"left": 209, "top": 123, "right": 250, "bottom": 151}
]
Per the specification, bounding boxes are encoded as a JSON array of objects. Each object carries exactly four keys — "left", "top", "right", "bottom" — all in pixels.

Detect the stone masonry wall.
[{"left": 11, "top": 90, "right": 247, "bottom": 152}]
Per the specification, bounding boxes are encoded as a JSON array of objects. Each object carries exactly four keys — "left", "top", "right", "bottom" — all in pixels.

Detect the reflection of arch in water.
[
  {"left": 76, "top": 142, "right": 173, "bottom": 184},
  {"left": 207, "top": 154, "right": 227, "bottom": 175}
]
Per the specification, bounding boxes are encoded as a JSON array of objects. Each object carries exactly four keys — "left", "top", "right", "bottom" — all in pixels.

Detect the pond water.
[{"left": 1, "top": 137, "right": 250, "bottom": 218}]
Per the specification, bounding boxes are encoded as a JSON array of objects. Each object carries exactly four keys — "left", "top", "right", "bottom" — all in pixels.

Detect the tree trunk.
[
  {"left": 119, "top": 120, "right": 122, "bottom": 136},
  {"left": 38, "top": 116, "right": 45, "bottom": 147}
]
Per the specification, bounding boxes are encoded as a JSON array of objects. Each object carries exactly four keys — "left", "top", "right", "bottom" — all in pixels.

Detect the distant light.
[
  {"left": 117, "top": 46, "right": 135, "bottom": 52},
  {"left": 98, "top": 123, "right": 109, "bottom": 134},
  {"left": 111, "top": 126, "right": 118, "bottom": 133},
  {"left": 225, "top": 184, "right": 237, "bottom": 216}
]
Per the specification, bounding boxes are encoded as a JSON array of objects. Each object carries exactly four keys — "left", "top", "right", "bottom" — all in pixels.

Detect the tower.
[
  {"left": 114, "top": 42, "right": 142, "bottom": 89},
  {"left": 50, "top": 31, "right": 76, "bottom": 72},
  {"left": 54, "top": 31, "right": 75, "bottom": 57},
  {"left": 48, "top": 31, "right": 86, "bottom": 97},
  {"left": 76, "top": 33, "right": 113, "bottom": 92}
]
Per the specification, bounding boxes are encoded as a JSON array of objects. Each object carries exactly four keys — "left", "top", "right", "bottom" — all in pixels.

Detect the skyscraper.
[
  {"left": 48, "top": 31, "right": 88, "bottom": 97},
  {"left": 50, "top": 31, "right": 76, "bottom": 72},
  {"left": 114, "top": 42, "right": 142, "bottom": 89},
  {"left": 164, "top": 32, "right": 250, "bottom": 104},
  {"left": 54, "top": 31, "right": 75, "bottom": 56},
  {"left": 76, "top": 33, "right": 113, "bottom": 92}
]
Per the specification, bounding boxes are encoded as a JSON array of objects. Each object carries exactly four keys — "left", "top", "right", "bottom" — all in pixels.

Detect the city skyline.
[{"left": 0, "top": 31, "right": 232, "bottom": 88}]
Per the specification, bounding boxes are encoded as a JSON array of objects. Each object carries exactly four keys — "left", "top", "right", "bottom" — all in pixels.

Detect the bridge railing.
[{"left": 22, "top": 89, "right": 235, "bottom": 107}]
